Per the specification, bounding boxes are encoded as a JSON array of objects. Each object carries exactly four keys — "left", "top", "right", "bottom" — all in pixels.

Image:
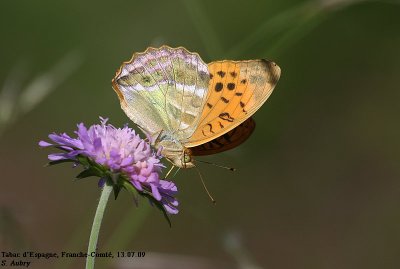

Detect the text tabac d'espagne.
[{"left": 1, "top": 251, "right": 114, "bottom": 259}]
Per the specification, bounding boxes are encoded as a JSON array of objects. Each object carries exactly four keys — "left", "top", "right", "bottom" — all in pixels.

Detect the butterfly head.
[
  {"left": 155, "top": 132, "right": 195, "bottom": 168},
  {"left": 182, "top": 148, "right": 194, "bottom": 168},
  {"left": 165, "top": 148, "right": 194, "bottom": 169}
]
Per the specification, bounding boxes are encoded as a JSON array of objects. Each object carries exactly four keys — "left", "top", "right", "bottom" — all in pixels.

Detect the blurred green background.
[{"left": 1, "top": 0, "right": 400, "bottom": 268}]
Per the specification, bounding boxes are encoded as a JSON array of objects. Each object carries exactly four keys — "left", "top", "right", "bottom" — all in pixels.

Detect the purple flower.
[{"left": 39, "top": 117, "right": 178, "bottom": 215}]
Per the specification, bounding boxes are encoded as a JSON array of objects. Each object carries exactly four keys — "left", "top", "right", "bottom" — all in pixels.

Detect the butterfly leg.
[
  {"left": 152, "top": 129, "right": 164, "bottom": 145},
  {"left": 165, "top": 164, "right": 175, "bottom": 179},
  {"left": 171, "top": 167, "right": 181, "bottom": 178}
]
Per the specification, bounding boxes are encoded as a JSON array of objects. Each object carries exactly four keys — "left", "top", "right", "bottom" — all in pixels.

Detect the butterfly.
[{"left": 112, "top": 46, "right": 281, "bottom": 169}]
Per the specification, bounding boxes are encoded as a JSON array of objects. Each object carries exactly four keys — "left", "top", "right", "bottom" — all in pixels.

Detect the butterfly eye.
[
  {"left": 182, "top": 150, "right": 192, "bottom": 164},
  {"left": 183, "top": 154, "right": 191, "bottom": 163}
]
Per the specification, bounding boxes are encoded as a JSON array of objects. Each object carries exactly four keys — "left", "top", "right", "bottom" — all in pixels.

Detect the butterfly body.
[
  {"left": 154, "top": 129, "right": 195, "bottom": 168},
  {"left": 112, "top": 46, "right": 281, "bottom": 168}
]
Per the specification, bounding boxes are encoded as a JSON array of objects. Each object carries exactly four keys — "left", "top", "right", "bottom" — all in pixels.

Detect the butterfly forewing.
[
  {"left": 112, "top": 46, "right": 210, "bottom": 139},
  {"left": 190, "top": 117, "right": 256, "bottom": 156},
  {"left": 185, "top": 59, "right": 281, "bottom": 147}
]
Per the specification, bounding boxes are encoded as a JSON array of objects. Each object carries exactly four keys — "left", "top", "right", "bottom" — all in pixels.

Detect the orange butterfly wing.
[{"left": 185, "top": 60, "right": 281, "bottom": 148}]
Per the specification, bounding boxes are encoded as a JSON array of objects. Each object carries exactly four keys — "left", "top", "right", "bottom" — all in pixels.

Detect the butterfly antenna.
[
  {"left": 196, "top": 159, "right": 236, "bottom": 172},
  {"left": 194, "top": 165, "right": 216, "bottom": 204}
]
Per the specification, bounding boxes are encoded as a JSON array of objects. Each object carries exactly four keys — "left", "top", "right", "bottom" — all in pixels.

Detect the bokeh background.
[{"left": 1, "top": 0, "right": 400, "bottom": 268}]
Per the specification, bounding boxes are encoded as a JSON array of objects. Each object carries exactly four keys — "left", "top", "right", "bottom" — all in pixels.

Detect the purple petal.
[
  {"left": 140, "top": 162, "right": 154, "bottom": 177},
  {"left": 108, "top": 163, "right": 120, "bottom": 170},
  {"left": 48, "top": 133, "right": 83, "bottom": 149},
  {"left": 132, "top": 174, "right": 146, "bottom": 182},
  {"left": 163, "top": 204, "right": 179, "bottom": 214},
  {"left": 120, "top": 157, "right": 134, "bottom": 167},
  {"left": 39, "top": 140, "right": 52, "bottom": 147},
  {"left": 59, "top": 146, "right": 73, "bottom": 151},
  {"left": 131, "top": 180, "right": 143, "bottom": 191},
  {"left": 160, "top": 180, "right": 177, "bottom": 191},
  {"left": 150, "top": 184, "right": 162, "bottom": 201},
  {"left": 48, "top": 153, "right": 68, "bottom": 161},
  {"left": 124, "top": 166, "right": 134, "bottom": 173},
  {"left": 76, "top": 123, "right": 90, "bottom": 143},
  {"left": 147, "top": 172, "right": 159, "bottom": 183},
  {"left": 98, "top": 178, "right": 106, "bottom": 188},
  {"left": 170, "top": 199, "right": 179, "bottom": 207},
  {"left": 48, "top": 134, "right": 68, "bottom": 145},
  {"left": 109, "top": 149, "right": 120, "bottom": 159},
  {"left": 95, "top": 157, "right": 107, "bottom": 165},
  {"left": 93, "top": 138, "right": 103, "bottom": 153},
  {"left": 99, "top": 117, "right": 109, "bottom": 125}
]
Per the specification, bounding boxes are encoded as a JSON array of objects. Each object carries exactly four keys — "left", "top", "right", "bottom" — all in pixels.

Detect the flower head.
[{"left": 39, "top": 117, "right": 178, "bottom": 216}]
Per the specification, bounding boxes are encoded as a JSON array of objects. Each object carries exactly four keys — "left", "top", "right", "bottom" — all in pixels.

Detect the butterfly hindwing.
[
  {"left": 185, "top": 60, "right": 281, "bottom": 147},
  {"left": 112, "top": 46, "right": 210, "bottom": 140},
  {"left": 190, "top": 117, "right": 256, "bottom": 156}
]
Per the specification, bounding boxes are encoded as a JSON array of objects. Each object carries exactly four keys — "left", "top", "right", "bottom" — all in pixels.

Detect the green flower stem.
[{"left": 86, "top": 183, "right": 113, "bottom": 269}]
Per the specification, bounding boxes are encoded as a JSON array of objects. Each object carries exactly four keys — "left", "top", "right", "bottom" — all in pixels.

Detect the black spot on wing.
[
  {"left": 227, "top": 83, "right": 235, "bottom": 90},
  {"left": 219, "top": 112, "right": 234, "bottom": 122},
  {"left": 217, "top": 71, "right": 226, "bottom": 78},
  {"left": 221, "top": 97, "right": 229, "bottom": 103},
  {"left": 207, "top": 123, "right": 215, "bottom": 133},
  {"left": 142, "top": 76, "right": 151, "bottom": 83},
  {"left": 215, "top": 82, "right": 223, "bottom": 92}
]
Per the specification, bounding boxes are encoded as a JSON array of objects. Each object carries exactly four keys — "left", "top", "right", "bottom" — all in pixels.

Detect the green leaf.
[
  {"left": 76, "top": 155, "right": 90, "bottom": 166},
  {"left": 122, "top": 180, "right": 136, "bottom": 194},
  {"left": 113, "top": 185, "right": 121, "bottom": 200},
  {"left": 45, "top": 159, "right": 75, "bottom": 167},
  {"left": 76, "top": 166, "right": 103, "bottom": 179},
  {"left": 110, "top": 173, "right": 121, "bottom": 184}
]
